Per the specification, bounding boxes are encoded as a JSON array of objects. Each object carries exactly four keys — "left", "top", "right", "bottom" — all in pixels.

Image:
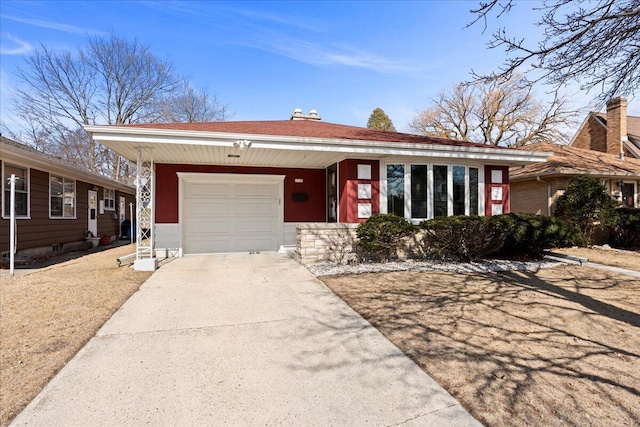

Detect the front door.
[
  {"left": 621, "top": 183, "right": 635, "bottom": 207},
  {"left": 119, "top": 196, "right": 126, "bottom": 236},
  {"left": 88, "top": 190, "right": 98, "bottom": 237}
]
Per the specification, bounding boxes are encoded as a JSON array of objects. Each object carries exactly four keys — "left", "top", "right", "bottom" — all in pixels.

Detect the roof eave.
[
  {"left": 85, "top": 125, "right": 552, "bottom": 164},
  {"left": 1, "top": 142, "right": 135, "bottom": 193}
]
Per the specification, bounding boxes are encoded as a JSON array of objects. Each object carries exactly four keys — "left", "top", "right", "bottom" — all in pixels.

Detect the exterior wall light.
[{"left": 233, "top": 140, "right": 252, "bottom": 151}]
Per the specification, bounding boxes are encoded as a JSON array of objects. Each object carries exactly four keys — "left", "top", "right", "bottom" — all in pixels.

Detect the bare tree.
[
  {"left": 410, "top": 75, "right": 575, "bottom": 147},
  {"left": 470, "top": 0, "right": 640, "bottom": 103},
  {"left": 144, "top": 80, "right": 232, "bottom": 123},
  {"left": 8, "top": 33, "right": 228, "bottom": 181}
]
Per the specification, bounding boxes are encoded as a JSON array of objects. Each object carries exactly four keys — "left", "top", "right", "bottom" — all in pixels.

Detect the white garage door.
[{"left": 181, "top": 174, "right": 283, "bottom": 254}]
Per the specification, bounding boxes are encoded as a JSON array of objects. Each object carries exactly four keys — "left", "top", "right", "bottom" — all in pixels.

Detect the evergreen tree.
[{"left": 367, "top": 108, "right": 396, "bottom": 131}]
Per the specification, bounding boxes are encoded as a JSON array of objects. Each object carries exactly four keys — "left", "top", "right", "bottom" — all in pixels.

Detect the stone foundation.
[
  {"left": 295, "top": 223, "right": 424, "bottom": 265},
  {"left": 295, "top": 223, "right": 359, "bottom": 265}
]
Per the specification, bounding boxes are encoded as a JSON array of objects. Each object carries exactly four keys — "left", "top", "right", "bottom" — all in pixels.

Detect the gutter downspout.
[{"left": 536, "top": 176, "right": 551, "bottom": 216}]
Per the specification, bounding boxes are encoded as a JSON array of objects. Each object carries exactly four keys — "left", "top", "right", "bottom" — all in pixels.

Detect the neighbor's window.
[
  {"left": 104, "top": 188, "right": 115, "bottom": 210},
  {"left": 387, "top": 164, "right": 405, "bottom": 217},
  {"left": 433, "top": 165, "right": 448, "bottom": 217},
  {"left": 3, "top": 163, "right": 29, "bottom": 217},
  {"left": 50, "top": 175, "right": 76, "bottom": 218}
]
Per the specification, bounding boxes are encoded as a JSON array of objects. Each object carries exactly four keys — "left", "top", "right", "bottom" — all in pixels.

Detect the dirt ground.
[
  {"left": 554, "top": 246, "right": 640, "bottom": 272},
  {"left": 323, "top": 265, "right": 640, "bottom": 427},
  {"left": 0, "top": 244, "right": 152, "bottom": 427}
]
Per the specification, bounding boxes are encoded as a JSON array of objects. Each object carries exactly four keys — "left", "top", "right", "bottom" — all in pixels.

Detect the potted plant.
[{"left": 84, "top": 231, "right": 100, "bottom": 248}]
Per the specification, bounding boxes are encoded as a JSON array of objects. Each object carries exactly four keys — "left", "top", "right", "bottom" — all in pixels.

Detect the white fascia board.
[
  {"left": 1, "top": 142, "right": 135, "bottom": 193},
  {"left": 85, "top": 125, "right": 552, "bottom": 164}
]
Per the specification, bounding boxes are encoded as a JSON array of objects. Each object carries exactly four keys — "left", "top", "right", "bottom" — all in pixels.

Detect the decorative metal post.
[
  {"left": 9, "top": 174, "right": 16, "bottom": 276},
  {"left": 134, "top": 147, "right": 157, "bottom": 271}
]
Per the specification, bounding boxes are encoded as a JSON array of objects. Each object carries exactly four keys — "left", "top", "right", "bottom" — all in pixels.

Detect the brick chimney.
[
  {"left": 606, "top": 97, "right": 628, "bottom": 159},
  {"left": 290, "top": 109, "right": 322, "bottom": 121}
]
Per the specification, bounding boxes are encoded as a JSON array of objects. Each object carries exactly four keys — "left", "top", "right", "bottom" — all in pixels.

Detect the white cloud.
[
  {"left": 1, "top": 14, "right": 106, "bottom": 35},
  {"left": 235, "top": 34, "right": 431, "bottom": 76},
  {"left": 0, "top": 33, "right": 33, "bottom": 55}
]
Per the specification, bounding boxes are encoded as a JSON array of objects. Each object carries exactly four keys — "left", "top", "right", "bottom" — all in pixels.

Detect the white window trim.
[
  {"left": 619, "top": 179, "right": 638, "bottom": 208},
  {"left": 103, "top": 188, "right": 116, "bottom": 211},
  {"left": 2, "top": 161, "right": 31, "bottom": 220},
  {"left": 381, "top": 161, "right": 487, "bottom": 222},
  {"left": 49, "top": 174, "right": 77, "bottom": 219}
]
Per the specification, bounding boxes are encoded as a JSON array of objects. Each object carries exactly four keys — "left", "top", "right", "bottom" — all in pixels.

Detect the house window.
[
  {"left": 386, "top": 163, "right": 482, "bottom": 220},
  {"left": 2, "top": 163, "right": 29, "bottom": 218},
  {"left": 453, "top": 166, "right": 466, "bottom": 216},
  {"left": 387, "top": 164, "right": 405, "bottom": 217},
  {"left": 50, "top": 175, "right": 76, "bottom": 218},
  {"left": 410, "top": 165, "right": 428, "bottom": 218},
  {"left": 433, "top": 165, "right": 448, "bottom": 217},
  {"left": 104, "top": 188, "right": 115, "bottom": 210},
  {"left": 469, "top": 168, "right": 479, "bottom": 215}
]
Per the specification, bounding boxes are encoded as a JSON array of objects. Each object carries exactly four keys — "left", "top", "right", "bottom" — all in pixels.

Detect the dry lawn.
[
  {"left": 0, "top": 244, "right": 152, "bottom": 426},
  {"left": 554, "top": 246, "right": 640, "bottom": 272},
  {"left": 323, "top": 265, "right": 640, "bottom": 427}
]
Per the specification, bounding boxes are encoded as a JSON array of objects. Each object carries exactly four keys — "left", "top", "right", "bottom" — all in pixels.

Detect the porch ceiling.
[{"left": 86, "top": 125, "right": 552, "bottom": 169}]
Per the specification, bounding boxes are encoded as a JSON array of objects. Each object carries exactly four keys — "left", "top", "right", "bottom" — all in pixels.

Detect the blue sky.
[{"left": 1, "top": 1, "right": 637, "bottom": 134}]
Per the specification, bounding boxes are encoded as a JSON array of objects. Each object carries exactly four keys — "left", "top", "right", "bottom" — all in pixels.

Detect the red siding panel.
[
  {"left": 338, "top": 159, "right": 380, "bottom": 223},
  {"left": 155, "top": 164, "right": 326, "bottom": 223}
]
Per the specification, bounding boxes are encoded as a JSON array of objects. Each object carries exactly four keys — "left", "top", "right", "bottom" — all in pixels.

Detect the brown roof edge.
[{"left": 111, "top": 120, "right": 512, "bottom": 150}]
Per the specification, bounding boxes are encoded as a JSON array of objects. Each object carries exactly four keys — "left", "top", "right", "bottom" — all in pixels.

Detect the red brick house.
[
  {"left": 510, "top": 97, "right": 640, "bottom": 215},
  {"left": 570, "top": 97, "right": 640, "bottom": 159},
  {"left": 1, "top": 136, "right": 136, "bottom": 261},
  {"left": 510, "top": 142, "right": 640, "bottom": 215},
  {"left": 86, "top": 110, "right": 550, "bottom": 270}
]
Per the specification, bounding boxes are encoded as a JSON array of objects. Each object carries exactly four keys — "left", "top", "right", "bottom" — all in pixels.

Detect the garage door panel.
[
  {"left": 236, "top": 219, "right": 279, "bottom": 234},
  {"left": 235, "top": 184, "right": 278, "bottom": 197},
  {"left": 236, "top": 201, "right": 278, "bottom": 215},
  {"left": 185, "top": 200, "right": 231, "bottom": 216},
  {"left": 186, "top": 183, "right": 230, "bottom": 198},
  {"left": 182, "top": 178, "right": 282, "bottom": 254}
]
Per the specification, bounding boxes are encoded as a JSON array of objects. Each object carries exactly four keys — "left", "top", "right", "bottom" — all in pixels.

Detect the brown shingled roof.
[
  {"left": 595, "top": 112, "right": 640, "bottom": 137},
  {"left": 118, "top": 120, "right": 508, "bottom": 150},
  {"left": 510, "top": 141, "right": 640, "bottom": 180}
]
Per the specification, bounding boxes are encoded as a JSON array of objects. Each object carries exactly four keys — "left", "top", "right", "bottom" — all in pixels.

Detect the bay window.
[
  {"left": 386, "top": 164, "right": 405, "bottom": 217},
  {"left": 386, "top": 162, "right": 482, "bottom": 220},
  {"left": 410, "top": 165, "right": 428, "bottom": 218}
]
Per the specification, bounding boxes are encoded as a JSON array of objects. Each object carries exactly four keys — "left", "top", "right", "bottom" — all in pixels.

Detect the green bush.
[
  {"left": 554, "top": 175, "right": 617, "bottom": 242},
  {"left": 419, "top": 216, "right": 505, "bottom": 262},
  {"left": 356, "top": 214, "right": 417, "bottom": 262},
  {"left": 609, "top": 207, "right": 640, "bottom": 248},
  {"left": 490, "top": 213, "right": 586, "bottom": 258}
]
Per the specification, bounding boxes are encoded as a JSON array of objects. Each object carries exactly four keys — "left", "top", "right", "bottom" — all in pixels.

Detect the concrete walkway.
[{"left": 11, "top": 253, "right": 480, "bottom": 426}]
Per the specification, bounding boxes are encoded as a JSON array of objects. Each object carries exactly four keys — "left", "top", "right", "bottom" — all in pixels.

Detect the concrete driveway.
[{"left": 11, "top": 253, "right": 480, "bottom": 426}]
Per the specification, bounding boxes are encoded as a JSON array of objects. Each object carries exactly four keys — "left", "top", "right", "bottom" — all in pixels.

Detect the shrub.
[
  {"left": 609, "top": 207, "right": 640, "bottom": 248},
  {"left": 356, "top": 214, "right": 417, "bottom": 262},
  {"left": 419, "top": 216, "right": 504, "bottom": 262},
  {"left": 554, "top": 175, "right": 617, "bottom": 242},
  {"left": 490, "top": 213, "right": 586, "bottom": 258}
]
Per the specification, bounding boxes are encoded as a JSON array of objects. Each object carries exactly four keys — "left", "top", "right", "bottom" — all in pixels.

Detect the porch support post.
[{"left": 134, "top": 147, "right": 157, "bottom": 271}]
